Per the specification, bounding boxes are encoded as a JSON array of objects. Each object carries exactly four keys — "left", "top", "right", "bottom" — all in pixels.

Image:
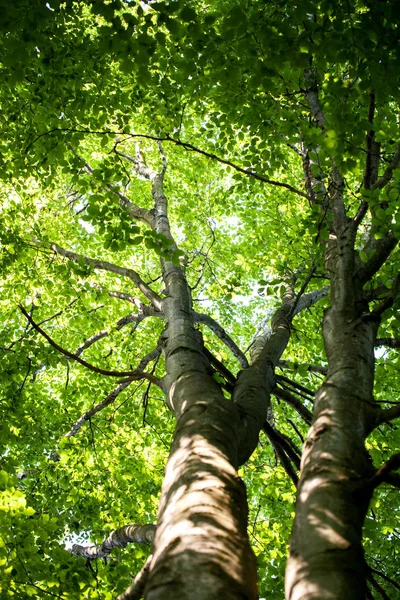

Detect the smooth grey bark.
[
  {"left": 286, "top": 74, "right": 398, "bottom": 598},
  {"left": 132, "top": 149, "right": 328, "bottom": 600},
  {"left": 70, "top": 524, "right": 155, "bottom": 559}
]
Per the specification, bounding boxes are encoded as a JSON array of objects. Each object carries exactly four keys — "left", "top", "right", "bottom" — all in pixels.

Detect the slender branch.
[
  {"left": 376, "top": 404, "right": 400, "bottom": 426},
  {"left": 372, "top": 143, "right": 400, "bottom": 191},
  {"left": 19, "top": 305, "right": 161, "bottom": 384},
  {"left": 74, "top": 311, "right": 147, "bottom": 357},
  {"left": 357, "top": 233, "right": 397, "bottom": 285},
  {"left": 114, "top": 134, "right": 311, "bottom": 200},
  {"left": 114, "top": 147, "right": 154, "bottom": 180},
  {"left": 372, "top": 273, "right": 400, "bottom": 317},
  {"left": 273, "top": 386, "right": 313, "bottom": 424},
  {"left": 68, "top": 145, "right": 155, "bottom": 227},
  {"left": 365, "top": 585, "right": 374, "bottom": 600},
  {"left": 300, "top": 142, "right": 328, "bottom": 207},
  {"left": 375, "top": 337, "right": 400, "bottom": 349},
  {"left": 49, "top": 242, "right": 163, "bottom": 310},
  {"left": 64, "top": 380, "right": 133, "bottom": 437},
  {"left": 263, "top": 423, "right": 299, "bottom": 486},
  {"left": 278, "top": 359, "right": 327, "bottom": 376},
  {"left": 193, "top": 311, "right": 249, "bottom": 369},
  {"left": 70, "top": 524, "right": 156, "bottom": 559},
  {"left": 6, "top": 300, "right": 78, "bottom": 351},
  {"left": 304, "top": 69, "right": 326, "bottom": 132},
  {"left": 117, "top": 555, "right": 153, "bottom": 600},
  {"left": 368, "top": 571, "right": 391, "bottom": 600},
  {"left": 369, "top": 453, "right": 400, "bottom": 490},
  {"left": 363, "top": 90, "right": 378, "bottom": 190},
  {"left": 288, "top": 264, "right": 316, "bottom": 318},
  {"left": 286, "top": 418, "right": 305, "bottom": 443},
  {"left": 202, "top": 347, "right": 236, "bottom": 389},
  {"left": 32, "top": 309, "right": 151, "bottom": 381},
  {"left": 276, "top": 374, "right": 315, "bottom": 398},
  {"left": 292, "top": 285, "right": 329, "bottom": 316},
  {"left": 369, "top": 566, "right": 400, "bottom": 592},
  {"left": 263, "top": 421, "right": 301, "bottom": 469}
]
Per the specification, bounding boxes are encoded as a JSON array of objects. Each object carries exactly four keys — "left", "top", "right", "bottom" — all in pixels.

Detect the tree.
[{"left": 0, "top": 1, "right": 399, "bottom": 599}]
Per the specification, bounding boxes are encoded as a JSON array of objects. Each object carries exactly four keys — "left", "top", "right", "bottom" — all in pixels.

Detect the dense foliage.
[{"left": 0, "top": 1, "right": 399, "bottom": 599}]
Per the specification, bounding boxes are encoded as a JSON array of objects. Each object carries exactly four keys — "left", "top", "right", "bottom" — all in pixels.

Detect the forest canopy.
[{"left": 0, "top": 1, "right": 399, "bottom": 599}]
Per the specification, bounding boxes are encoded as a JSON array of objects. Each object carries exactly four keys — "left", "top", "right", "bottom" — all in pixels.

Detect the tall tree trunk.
[{"left": 286, "top": 226, "right": 380, "bottom": 600}]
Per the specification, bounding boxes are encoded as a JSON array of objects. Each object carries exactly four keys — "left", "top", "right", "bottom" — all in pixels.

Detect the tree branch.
[
  {"left": 357, "top": 232, "right": 397, "bottom": 285},
  {"left": 202, "top": 347, "right": 236, "bottom": 391},
  {"left": 193, "top": 311, "right": 249, "bottom": 369},
  {"left": 376, "top": 404, "right": 400, "bottom": 426},
  {"left": 74, "top": 310, "right": 148, "bottom": 357},
  {"left": 64, "top": 380, "right": 134, "bottom": 437},
  {"left": 19, "top": 305, "right": 161, "bottom": 384},
  {"left": 375, "top": 337, "right": 400, "bottom": 349},
  {"left": 371, "top": 143, "right": 400, "bottom": 191},
  {"left": 304, "top": 69, "right": 326, "bottom": 132},
  {"left": 263, "top": 423, "right": 299, "bottom": 486},
  {"left": 263, "top": 421, "right": 301, "bottom": 469},
  {"left": 368, "top": 571, "right": 391, "bottom": 600},
  {"left": 117, "top": 555, "right": 153, "bottom": 600},
  {"left": 288, "top": 264, "right": 316, "bottom": 318},
  {"left": 114, "top": 146, "right": 154, "bottom": 181},
  {"left": 276, "top": 374, "right": 315, "bottom": 399},
  {"left": 49, "top": 242, "right": 163, "bottom": 310},
  {"left": 115, "top": 133, "right": 311, "bottom": 200},
  {"left": 70, "top": 524, "right": 155, "bottom": 559},
  {"left": 355, "top": 90, "right": 380, "bottom": 228},
  {"left": 278, "top": 359, "right": 327, "bottom": 376},
  {"left": 369, "top": 566, "right": 400, "bottom": 592},
  {"left": 369, "top": 453, "right": 400, "bottom": 490},
  {"left": 292, "top": 285, "right": 330, "bottom": 316},
  {"left": 372, "top": 273, "right": 400, "bottom": 317},
  {"left": 68, "top": 145, "right": 155, "bottom": 227},
  {"left": 273, "top": 386, "right": 313, "bottom": 424}
]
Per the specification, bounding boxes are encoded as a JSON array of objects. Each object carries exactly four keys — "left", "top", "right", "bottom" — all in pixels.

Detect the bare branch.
[
  {"left": 276, "top": 374, "right": 315, "bottom": 399},
  {"left": 372, "top": 143, "right": 400, "bottom": 191},
  {"left": 368, "top": 571, "right": 391, "bottom": 600},
  {"left": 369, "top": 453, "right": 400, "bottom": 490},
  {"left": 263, "top": 421, "right": 301, "bottom": 469},
  {"left": 116, "top": 134, "right": 311, "bottom": 201},
  {"left": 288, "top": 265, "right": 316, "bottom": 318},
  {"left": 64, "top": 347, "right": 163, "bottom": 437},
  {"left": 292, "top": 285, "right": 329, "bottom": 316},
  {"left": 193, "top": 311, "right": 249, "bottom": 369},
  {"left": 375, "top": 337, "right": 400, "bottom": 349},
  {"left": 376, "top": 404, "right": 400, "bottom": 427},
  {"left": 363, "top": 90, "right": 380, "bottom": 190},
  {"left": 64, "top": 380, "right": 133, "bottom": 437},
  {"left": 263, "top": 422, "right": 299, "bottom": 486},
  {"left": 273, "top": 386, "right": 313, "bottom": 425},
  {"left": 70, "top": 524, "right": 155, "bottom": 559},
  {"left": 357, "top": 233, "right": 397, "bottom": 285},
  {"left": 117, "top": 555, "right": 153, "bottom": 600},
  {"left": 369, "top": 566, "right": 400, "bottom": 592},
  {"left": 49, "top": 242, "right": 163, "bottom": 310},
  {"left": 202, "top": 346, "right": 236, "bottom": 391},
  {"left": 355, "top": 90, "right": 380, "bottom": 227},
  {"left": 68, "top": 145, "right": 155, "bottom": 227},
  {"left": 372, "top": 273, "right": 400, "bottom": 317},
  {"left": 19, "top": 305, "right": 161, "bottom": 384},
  {"left": 114, "top": 147, "right": 154, "bottom": 181},
  {"left": 304, "top": 69, "right": 326, "bottom": 131},
  {"left": 278, "top": 359, "right": 327, "bottom": 376}
]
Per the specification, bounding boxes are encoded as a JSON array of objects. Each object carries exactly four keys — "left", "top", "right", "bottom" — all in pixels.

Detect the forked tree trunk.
[{"left": 144, "top": 259, "right": 259, "bottom": 600}]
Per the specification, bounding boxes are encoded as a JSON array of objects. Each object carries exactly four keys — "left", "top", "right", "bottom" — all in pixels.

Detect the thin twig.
[{"left": 19, "top": 306, "right": 161, "bottom": 384}]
